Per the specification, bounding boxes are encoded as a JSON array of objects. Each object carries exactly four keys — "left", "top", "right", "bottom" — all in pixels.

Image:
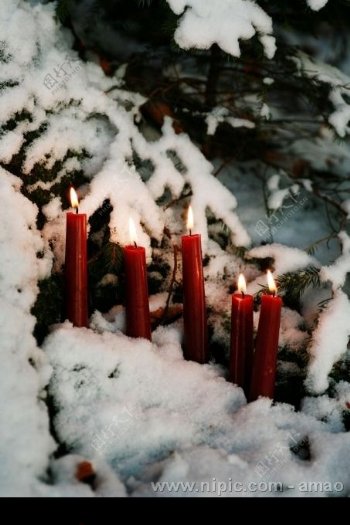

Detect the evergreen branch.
[
  {"left": 257, "top": 266, "right": 321, "bottom": 303},
  {"left": 276, "top": 266, "right": 321, "bottom": 300}
]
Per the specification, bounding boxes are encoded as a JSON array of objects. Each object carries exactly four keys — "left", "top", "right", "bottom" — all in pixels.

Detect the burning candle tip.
[
  {"left": 266, "top": 270, "right": 277, "bottom": 296},
  {"left": 187, "top": 205, "right": 194, "bottom": 235},
  {"left": 70, "top": 187, "right": 79, "bottom": 212},
  {"left": 238, "top": 273, "right": 247, "bottom": 296}
]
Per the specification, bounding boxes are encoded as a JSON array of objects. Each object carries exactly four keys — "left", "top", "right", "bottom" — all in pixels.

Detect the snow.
[
  {"left": 0, "top": 0, "right": 349, "bottom": 499},
  {"left": 166, "top": 0, "right": 275, "bottom": 58},
  {"left": 2, "top": 6, "right": 249, "bottom": 257},
  {"left": 206, "top": 107, "right": 255, "bottom": 136},
  {"left": 260, "top": 103, "right": 271, "bottom": 119},
  {"left": 307, "top": 0, "right": 328, "bottom": 11},
  {"left": 0, "top": 0, "right": 252, "bottom": 264},
  {"left": 0, "top": 169, "right": 54, "bottom": 496},
  {"left": 155, "top": 119, "right": 250, "bottom": 248},
  {"left": 279, "top": 308, "right": 309, "bottom": 352},
  {"left": 49, "top": 454, "right": 126, "bottom": 497},
  {"left": 342, "top": 200, "right": 350, "bottom": 218},
  {"left": 302, "top": 395, "right": 344, "bottom": 432},
  {"left": 267, "top": 174, "right": 280, "bottom": 192},
  {"left": 306, "top": 290, "right": 350, "bottom": 394},
  {"left": 293, "top": 53, "right": 350, "bottom": 137},
  {"left": 321, "top": 232, "right": 350, "bottom": 289},
  {"left": 288, "top": 134, "right": 350, "bottom": 179},
  {"left": 264, "top": 175, "right": 301, "bottom": 212},
  {"left": 45, "top": 322, "right": 350, "bottom": 497},
  {"left": 266, "top": 176, "right": 300, "bottom": 211},
  {"left": 45, "top": 322, "right": 245, "bottom": 481},
  {"left": 0, "top": 130, "right": 24, "bottom": 163},
  {"left": 328, "top": 90, "right": 350, "bottom": 138},
  {"left": 305, "top": 233, "right": 350, "bottom": 394},
  {"left": 248, "top": 244, "right": 316, "bottom": 275}
]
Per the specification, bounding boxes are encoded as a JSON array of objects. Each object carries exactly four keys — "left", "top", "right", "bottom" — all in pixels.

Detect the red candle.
[
  {"left": 181, "top": 206, "right": 208, "bottom": 363},
  {"left": 65, "top": 187, "right": 88, "bottom": 327},
  {"left": 230, "top": 274, "right": 253, "bottom": 392},
  {"left": 124, "top": 218, "right": 151, "bottom": 340},
  {"left": 249, "top": 271, "right": 282, "bottom": 401}
]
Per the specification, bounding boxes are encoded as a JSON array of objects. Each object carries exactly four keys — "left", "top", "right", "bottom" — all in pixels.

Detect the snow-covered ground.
[
  {"left": 1, "top": 0, "right": 350, "bottom": 498},
  {"left": 44, "top": 321, "right": 350, "bottom": 497},
  {"left": 2, "top": 159, "right": 350, "bottom": 496}
]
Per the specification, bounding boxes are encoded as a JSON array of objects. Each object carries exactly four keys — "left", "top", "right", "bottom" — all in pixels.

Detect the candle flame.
[
  {"left": 267, "top": 270, "right": 277, "bottom": 294},
  {"left": 237, "top": 273, "right": 247, "bottom": 294},
  {"left": 187, "top": 205, "right": 194, "bottom": 231},
  {"left": 129, "top": 217, "right": 137, "bottom": 246},
  {"left": 70, "top": 187, "right": 79, "bottom": 209}
]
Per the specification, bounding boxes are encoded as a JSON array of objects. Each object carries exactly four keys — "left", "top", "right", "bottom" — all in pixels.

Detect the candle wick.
[
  {"left": 272, "top": 290, "right": 276, "bottom": 297},
  {"left": 189, "top": 229, "right": 192, "bottom": 236},
  {"left": 134, "top": 241, "right": 137, "bottom": 248},
  {"left": 241, "top": 291, "right": 245, "bottom": 298},
  {"left": 76, "top": 207, "right": 78, "bottom": 215}
]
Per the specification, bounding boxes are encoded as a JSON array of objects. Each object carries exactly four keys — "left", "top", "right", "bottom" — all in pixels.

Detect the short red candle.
[
  {"left": 124, "top": 220, "right": 151, "bottom": 340},
  {"left": 230, "top": 275, "right": 253, "bottom": 392},
  {"left": 249, "top": 272, "right": 282, "bottom": 401},
  {"left": 181, "top": 206, "right": 208, "bottom": 363},
  {"left": 65, "top": 189, "right": 88, "bottom": 327}
]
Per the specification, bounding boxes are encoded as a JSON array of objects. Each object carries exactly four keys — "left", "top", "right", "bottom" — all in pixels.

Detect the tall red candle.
[
  {"left": 124, "top": 218, "right": 151, "bottom": 340},
  {"left": 65, "top": 187, "right": 88, "bottom": 327},
  {"left": 230, "top": 274, "right": 253, "bottom": 392},
  {"left": 249, "top": 271, "right": 282, "bottom": 401},
  {"left": 181, "top": 206, "right": 208, "bottom": 363}
]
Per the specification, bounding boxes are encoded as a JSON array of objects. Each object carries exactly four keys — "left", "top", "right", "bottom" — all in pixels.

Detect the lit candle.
[
  {"left": 65, "top": 187, "right": 88, "bottom": 327},
  {"left": 249, "top": 271, "right": 282, "bottom": 401},
  {"left": 181, "top": 205, "right": 208, "bottom": 363},
  {"left": 124, "top": 218, "right": 151, "bottom": 340},
  {"left": 230, "top": 274, "right": 253, "bottom": 393}
]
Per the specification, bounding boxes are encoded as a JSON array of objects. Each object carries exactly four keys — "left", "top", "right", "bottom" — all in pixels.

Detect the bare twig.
[
  {"left": 160, "top": 244, "right": 179, "bottom": 325},
  {"left": 305, "top": 232, "right": 338, "bottom": 254},
  {"left": 205, "top": 46, "right": 221, "bottom": 107},
  {"left": 213, "top": 157, "right": 235, "bottom": 177},
  {"left": 164, "top": 191, "right": 192, "bottom": 211},
  {"left": 312, "top": 186, "right": 347, "bottom": 217}
]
